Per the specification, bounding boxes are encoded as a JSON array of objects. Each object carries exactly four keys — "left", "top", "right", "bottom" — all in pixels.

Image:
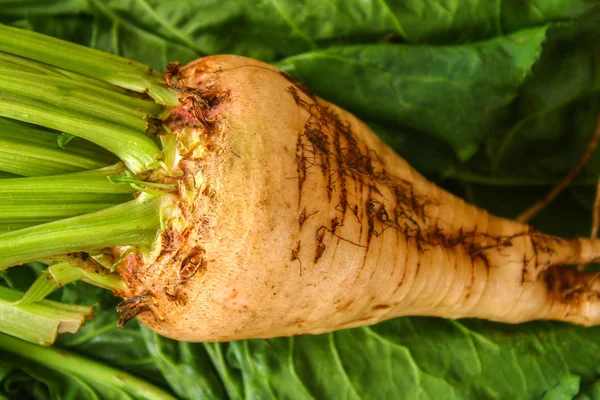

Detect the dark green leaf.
[
  {"left": 0, "top": 362, "right": 12, "bottom": 383},
  {"left": 576, "top": 379, "right": 600, "bottom": 400},
  {"left": 0, "top": 0, "right": 88, "bottom": 18},
  {"left": 140, "top": 327, "right": 226, "bottom": 399},
  {"left": 501, "top": 0, "right": 600, "bottom": 34},
  {"left": 55, "top": 286, "right": 167, "bottom": 387},
  {"left": 490, "top": 18, "right": 600, "bottom": 174},
  {"left": 4, "top": 0, "right": 597, "bottom": 67},
  {"left": 387, "top": 0, "right": 598, "bottom": 43},
  {"left": 278, "top": 27, "right": 547, "bottom": 160}
]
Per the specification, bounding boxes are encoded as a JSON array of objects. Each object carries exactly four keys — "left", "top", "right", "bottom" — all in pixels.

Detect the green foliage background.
[{"left": 0, "top": 1, "right": 599, "bottom": 398}]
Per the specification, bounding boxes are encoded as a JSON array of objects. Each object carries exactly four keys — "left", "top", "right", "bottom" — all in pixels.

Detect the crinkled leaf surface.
[
  {"left": 277, "top": 27, "right": 547, "bottom": 159},
  {"left": 2, "top": 0, "right": 597, "bottom": 65},
  {"left": 1, "top": 0, "right": 600, "bottom": 399}
]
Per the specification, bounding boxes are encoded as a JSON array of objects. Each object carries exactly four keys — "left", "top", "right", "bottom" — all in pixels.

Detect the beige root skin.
[{"left": 120, "top": 55, "right": 600, "bottom": 342}]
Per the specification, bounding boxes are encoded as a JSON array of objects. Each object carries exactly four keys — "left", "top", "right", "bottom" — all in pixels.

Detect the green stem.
[
  {"left": 0, "top": 165, "right": 135, "bottom": 223},
  {"left": 0, "top": 24, "right": 180, "bottom": 106},
  {"left": 0, "top": 51, "right": 148, "bottom": 96},
  {"left": 0, "top": 223, "right": 35, "bottom": 234},
  {"left": 17, "top": 262, "right": 127, "bottom": 305},
  {"left": 0, "top": 118, "right": 117, "bottom": 176},
  {"left": 0, "top": 51, "right": 66, "bottom": 77},
  {"left": 0, "top": 64, "right": 164, "bottom": 121},
  {"left": 0, "top": 203, "right": 131, "bottom": 224},
  {"left": 0, "top": 194, "right": 164, "bottom": 269},
  {"left": 0, "top": 164, "right": 135, "bottom": 200},
  {"left": 0, "top": 333, "right": 176, "bottom": 399},
  {"left": 80, "top": 268, "right": 128, "bottom": 291},
  {"left": 17, "top": 263, "right": 84, "bottom": 305},
  {"left": 108, "top": 172, "right": 178, "bottom": 189},
  {"left": 0, "top": 77, "right": 148, "bottom": 132},
  {"left": 0, "top": 93, "right": 161, "bottom": 173},
  {"left": 0, "top": 286, "right": 92, "bottom": 345}
]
